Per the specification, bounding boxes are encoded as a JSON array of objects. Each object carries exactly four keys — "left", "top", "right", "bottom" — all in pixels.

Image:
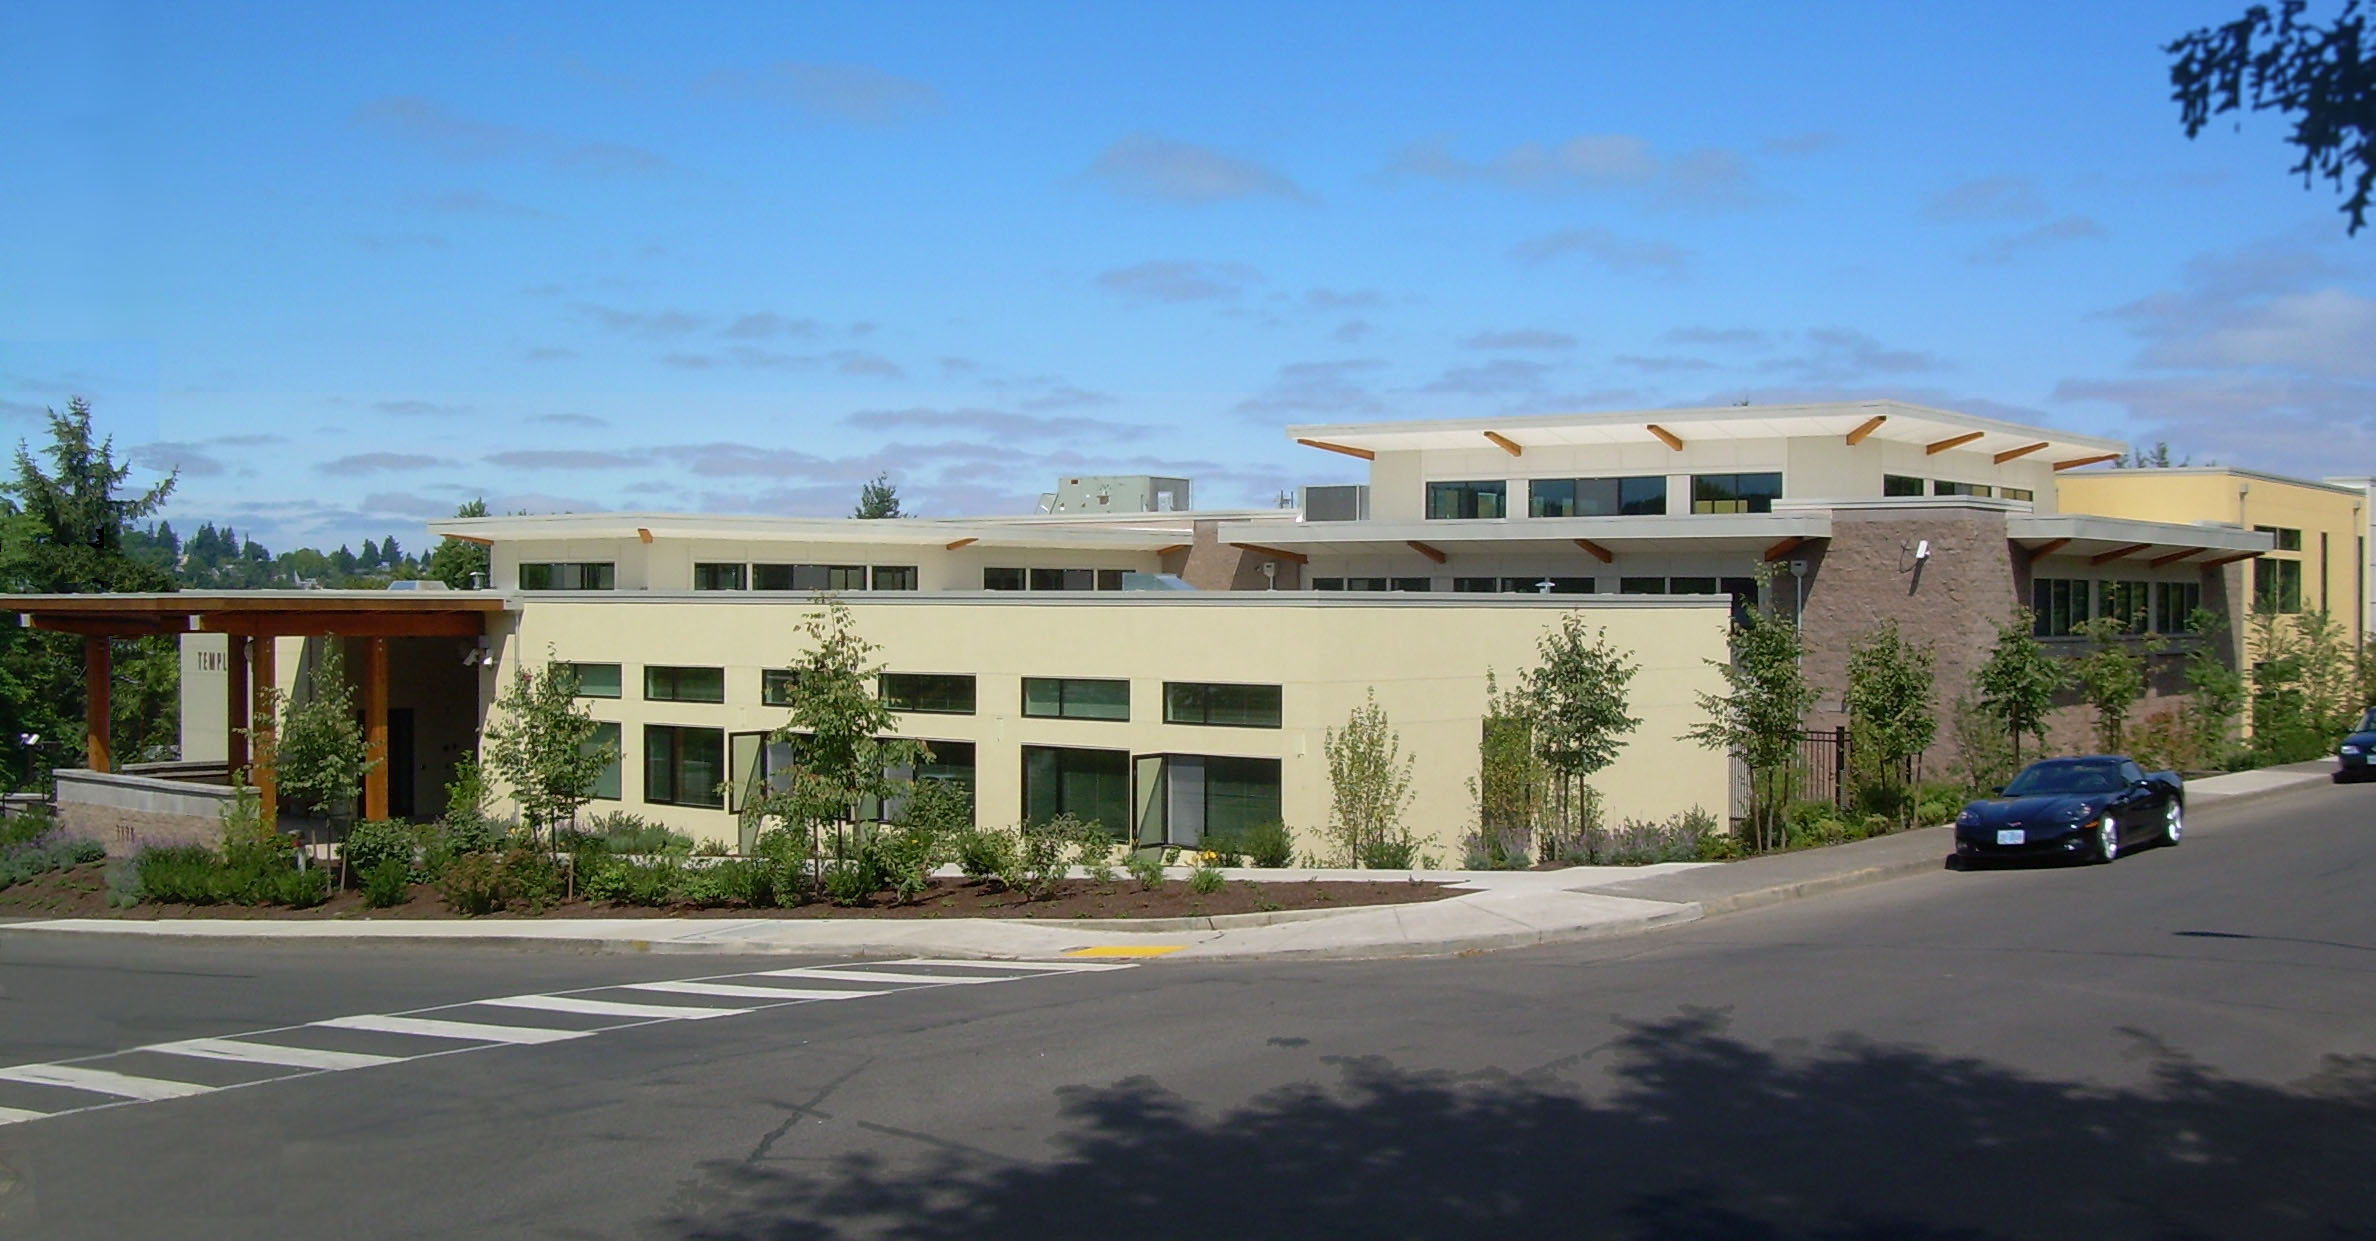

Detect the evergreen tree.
[
  {"left": 853, "top": 473, "right": 904, "bottom": 519},
  {"left": 425, "top": 498, "right": 491, "bottom": 588}
]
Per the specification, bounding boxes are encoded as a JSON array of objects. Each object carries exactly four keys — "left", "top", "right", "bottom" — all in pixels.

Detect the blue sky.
[{"left": 4, "top": 1, "right": 2372, "bottom": 552}]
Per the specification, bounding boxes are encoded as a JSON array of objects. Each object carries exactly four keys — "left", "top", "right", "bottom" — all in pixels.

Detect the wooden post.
[
  {"left": 225, "top": 635, "right": 250, "bottom": 779},
  {"left": 83, "top": 636, "right": 111, "bottom": 773},
  {"left": 251, "top": 636, "right": 277, "bottom": 822},
  {"left": 362, "top": 636, "right": 389, "bottom": 821}
]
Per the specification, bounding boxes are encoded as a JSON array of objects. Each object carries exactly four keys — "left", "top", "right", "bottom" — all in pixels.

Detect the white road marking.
[
  {"left": 624, "top": 980, "right": 888, "bottom": 1000},
  {"left": 0, "top": 1064, "right": 214, "bottom": 1101},
  {"left": 315, "top": 1015, "right": 593, "bottom": 1045},
  {"left": 146, "top": 1038, "right": 405, "bottom": 1071},
  {"left": 478, "top": 994, "right": 750, "bottom": 1021},
  {"left": 0, "top": 1106, "right": 50, "bottom": 1125},
  {"left": 753, "top": 967, "right": 1005, "bottom": 985},
  {"left": 894, "top": 958, "right": 1138, "bottom": 972}
]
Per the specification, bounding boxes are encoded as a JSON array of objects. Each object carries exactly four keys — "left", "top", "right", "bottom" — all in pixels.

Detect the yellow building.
[{"left": 2056, "top": 467, "right": 2368, "bottom": 648}]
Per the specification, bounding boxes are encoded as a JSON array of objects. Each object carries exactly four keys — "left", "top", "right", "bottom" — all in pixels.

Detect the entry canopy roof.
[
  {"left": 1, "top": 591, "right": 504, "bottom": 637},
  {"left": 2006, "top": 513, "right": 2273, "bottom": 567},
  {"left": 428, "top": 511, "right": 1193, "bottom": 551},
  {"left": 1288, "top": 399, "right": 2128, "bottom": 468}
]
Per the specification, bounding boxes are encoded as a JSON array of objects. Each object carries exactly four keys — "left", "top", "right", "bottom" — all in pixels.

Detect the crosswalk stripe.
[
  {"left": 893, "top": 957, "right": 1139, "bottom": 973},
  {"left": 0, "top": 1106, "right": 51, "bottom": 1125},
  {"left": 315, "top": 1015, "right": 591, "bottom": 1045},
  {"left": 0, "top": 1064, "right": 214, "bottom": 1101},
  {"left": 753, "top": 967, "right": 1005, "bottom": 985},
  {"left": 145, "top": 1038, "right": 404, "bottom": 1071},
  {"left": 623, "top": 981, "right": 887, "bottom": 1001},
  {"left": 478, "top": 994, "right": 751, "bottom": 1021}
]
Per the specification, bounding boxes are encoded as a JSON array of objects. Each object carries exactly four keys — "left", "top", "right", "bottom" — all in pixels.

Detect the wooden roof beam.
[
  {"left": 2026, "top": 538, "right": 2072, "bottom": 560},
  {"left": 2148, "top": 549, "right": 2200, "bottom": 568},
  {"left": 439, "top": 532, "right": 495, "bottom": 547},
  {"left": 1925, "top": 431, "right": 1985, "bottom": 455},
  {"left": 637, "top": 527, "right": 653, "bottom": 544},
  {"left": 1230, "top": 542, "right": 1310, "bottom": 566},
  {"left": 2089, "top": 542, "right": 2153, "bottom": 566},
  {"left": 1993, "top": 441, "right": 2050, "bottom": 464},
  {"left": 943, "top": 537, "right": 978, "bottom": 551},
  {"left": 1482, "top": 431, "right": 1523, "bottom": 457},
  {"left": 1407, "top": 541, "right": 1448, "bottom": 564},
  {"left": 2053, "top": 453, "right": 2122, "bottom": 471},
  {"left": 198, "top": 612, "right": 488, "bottom": 638},
  {"left": 28, "top": 615, "right": 193, "bottom": 637},
  {"left": 1646, "top": 424, "right": 1684, "bottom": 451},
  {"left": 1153, "top": 543, "right": 1190, "bottom": 556},
  {"left": 1763, "top": 536, "right": 1808, "bottom": 562},
  {"left": 2200, "top": 550, "right": 2263, "bottom": 567},
  {"left": 1296, "top": 438, "right": 1375, "bottom": 461},
  {"left": 1573, "top": 538, "right": 1614, "bottom": 564},
  {"left": 1844, "top": 414, "right": 1887, "bottom": 446}
]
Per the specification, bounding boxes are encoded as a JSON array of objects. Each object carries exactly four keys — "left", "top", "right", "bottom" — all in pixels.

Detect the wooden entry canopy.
[{"left": 4, "top": 592, "right": 504, "bottom": 822}]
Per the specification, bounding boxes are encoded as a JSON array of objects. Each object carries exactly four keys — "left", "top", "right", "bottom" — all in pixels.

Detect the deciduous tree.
[{"left": 2169, "top": 1, "right": 2376, "bottom": 234}]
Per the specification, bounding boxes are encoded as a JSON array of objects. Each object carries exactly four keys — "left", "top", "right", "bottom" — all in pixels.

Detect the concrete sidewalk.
[{"left": 0, "top": 759, "right": 2341, "bottom": 962}]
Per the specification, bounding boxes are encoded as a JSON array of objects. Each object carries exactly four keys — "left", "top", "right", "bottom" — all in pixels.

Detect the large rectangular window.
[
  {"left": 585, "top": 722, "right": 621, "bottom": 800},
  {"left": 761, "top": 668, "right": 800, "bottom": 707},
  {"left": 644, "top": 725, "right": 725, "bottom": 808},
  {"left": 2255, "top": 558, "right": 2304, "bottom": 613},
  {"left": 2002, "top": 487, "right": 2035, "bottom": 502},
  {"left": 1426, "top": 480, "right": 1507, "bottom": 519},
  {"left": 752, "top": 563, "right": 864, "bottom": 591},
  {"left": 1527, "top": 476, "right": 1666, "bottom": 517},
  {"left": 1022, "top": 745, "right": 1129, "bottom": 834},
  {"left": 2254, "top": 525, "right": 2304, "bottom": 552},
  {"left": 1932, "top": 480, "right": 1995, "bottom": 498},
  {"left": 1023, "top": 677, "right": 1129, "bottom": 720},
  {"left": 1500, "top": 576, "right": 1595, "bottom": 594},
  {"left": 1690, "top": 473, "right": 1782, "bottom": 514},
  {"left": 693, "top": 562, "right": 747, "bottom": 591},
  {"left": 1389, "top": 577, "right": 1431, "bottom": 592},
  {"left": 871, "top": 565, "right": 918, "bottom": 591},
  {"left": 1620, "top": 576, "right": 1666, "bottom": 594},
  {"left": 2154, "top": 582, "right": 2203, "bottom": 633},
  {"left": 1882, "top": 474, "right": 1925, "bottom": 497},
  {"left": 880, "top": 673, "right": 977, "bottom": 715},
  {"left": 2102, "top": 580, "right": 2151, "bottom": 634},
  {"left": 565, "top": 662, "right": 621, "bottom": 699},
  {"left": 645, "top": 665, "right": 725, "bottom": 703},
  {"left": 1133, "top": 753, "right": 1283, "bottom": 848},
  {"left": 984, "top": 567, "right": 1026, "bottom": 590},
  {"left": 1453, "top": 577, "right": 1498, "bottom": 593},
  {"left": 1164, "top": 682, "right": 1283, "bottom": 728},
  {"left": 518, "top": 562, "right": 615, "bottom": 590},
  {"left": 2033, "top": 578, "right": 2094, "bottom": 637}
]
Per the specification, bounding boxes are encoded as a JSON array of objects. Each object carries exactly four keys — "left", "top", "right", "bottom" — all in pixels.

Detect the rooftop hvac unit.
[{"left": 1299, "top": 484, "right": 1369, "bottom": 522}]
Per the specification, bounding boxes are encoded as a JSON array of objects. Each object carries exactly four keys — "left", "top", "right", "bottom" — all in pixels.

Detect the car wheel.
[
  {"left": 2161, "top": 802, "right": 2183, "bottom": 847},
  {"left": 2094, "top": 816, "right": 2120, "bottom": 864}
]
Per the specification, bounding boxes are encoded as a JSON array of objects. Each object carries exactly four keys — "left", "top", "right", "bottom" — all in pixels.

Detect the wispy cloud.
[
  {"left": 1419, "top": 358, "right": 1553, "bottom": 395},
  {"left": 349, "top": 96, "right": 675, "bottom": 177},
  {"left": 373, "top": 399, "right": 470, "bottom": 417},
  {"left": 321, "top": 452, "right": 447, "bottom": 475},
  {"left": 524, "top": 346, "right": 579, "bottom": 362},
  {"left": 1304, "top": 288, "right": 1385, "bottom": 310},
  {"left": 1392, "top": 134, "right": 1767, "bottom": 209},
  {"left": 700, "top": 62, "right": 942, "bottom": 126},
  {"left": 719, "top": 312, "right": 818, "bottom": 339},
  {"left": 1234, "top": 359, "right": 1389, "bottom": 419},
  {"left": 1972, "top": 216, "right": 2105, "bottom": 264},
  {"left": 842, "top": 407, "right": 1153, "bottom": 440},
  {"left": 1922, "top": 175, "right": 2046, "bottom": 222},
  {"left": 1096, "top": 260, "right": 1263, "bottom": 303},
  {"left": 526, "top": 412, "right": 609, "bottom": 428},
  {"left": 406, "top": 189, "right": 554, "bottom": 218},
  {"left": 1763, "top": 132, "right": 1837, "bottom": 156},
  {"left": 1463, "top": 329, "right": 1575, "bottom": 351},
  {"left": 1087, "top": 134, "right": 1307, "bottom": 204},
  {"left": 129, "top": 442, "right": 225, "bottom": 477},
  {"left": 1613, "top": 354, "right": 1718, "bottom": 373},
  {"left": 577, "top": 304, "right": 708, "bottom": 338},
  {"left": 484, "top": 450, "right": 641, "bottom": 470},
  {"left": 353, "top": 232, "right": 450, "bottom": 252},
  {"left": 1509, "top": 228, "right": 1691, "bottom": 280},
  {"left": 1759, "top": 329, "right": 1951, "bottom": 382},
  {"left": 1665, "top": 326, "right": 1771, "bottom": 349}
]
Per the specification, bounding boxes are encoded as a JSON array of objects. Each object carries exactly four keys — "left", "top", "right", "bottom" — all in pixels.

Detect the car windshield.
[
  {"left": 2003, "top": 761, "right": 2127, "bottom": 797},
  {"left": 2360, "top": 707, "right": 2376, "bottom": 732}
]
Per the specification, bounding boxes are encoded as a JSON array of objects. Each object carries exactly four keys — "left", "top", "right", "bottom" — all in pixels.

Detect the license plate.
[{"left": 1995, "top": 829, "right": 2025, "bottom": 846}]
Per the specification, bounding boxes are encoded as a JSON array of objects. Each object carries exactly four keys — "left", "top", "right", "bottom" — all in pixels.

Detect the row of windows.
[
  {"left": 2032, "top": 578, "right": 2204, "bottom": 637},
  {"left": 694, "top": 563, "right": 919, "bottom": 592},
  {"left": 1423, "top": 473, "right": 1785, "bottom": 520},
  {"left": 1313, "top": 575, "right": 1758, "bottom": 598},
  {"left": 519, "top": 562, "right": 616, "bottom": 591},
  {"left": 1881, "top": 475, "right": 2036, "bottom": 502},
  {"left": 615, "top": 726, "right": 1279, "bottom": 847},
  {"left": 983, "top": 567, "right": 1129, "bottom": 591},
  {"left": 565, "top": 661, "right": 1282, "bottom": 728}
]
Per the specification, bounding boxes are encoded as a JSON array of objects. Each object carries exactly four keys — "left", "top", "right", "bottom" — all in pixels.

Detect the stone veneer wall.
[
  {"left": 1168, "top": 519, "right": 1304, "bottom": 591},
  {"left": 53, "top": 768, "right": 236, "bottom": 856}
]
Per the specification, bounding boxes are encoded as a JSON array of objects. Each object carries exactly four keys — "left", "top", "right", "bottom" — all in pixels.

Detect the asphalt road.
[{"left": 2, "top": 777, "right": 2372, "bottom": 1240}]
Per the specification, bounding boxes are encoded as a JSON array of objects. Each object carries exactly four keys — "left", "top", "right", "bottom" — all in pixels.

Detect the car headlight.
[{"left": 2345, "top": 744, "right": 2364, "bottom": 755}]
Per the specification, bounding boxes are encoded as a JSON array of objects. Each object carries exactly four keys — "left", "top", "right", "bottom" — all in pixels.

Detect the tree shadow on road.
[{"left": 661, "top": 1009, "right": 2376, "bottom": 1241}]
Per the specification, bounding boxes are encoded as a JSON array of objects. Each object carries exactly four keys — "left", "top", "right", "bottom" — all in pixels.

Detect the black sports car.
[
  {"left": 1952, "top": 755, "right": 2183, "bottom": 865},
  {"left": 2337, "top": 708, "right": 2376, "bottom": 783}
]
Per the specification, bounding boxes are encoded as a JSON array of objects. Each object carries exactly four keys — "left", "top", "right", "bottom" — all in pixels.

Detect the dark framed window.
[
  {"left": 1669, "top": 577, "right": 1719, "bottom": 594},
  {"left": 1932, "top": 480, "right": 1994, "bottom": 498},
  {"left": 1722, "top": 576, "right": 1760, "bottom": 628},
  {"left": 694, "top": 562, "right": 747, "bottom": 591},
  {"left": 1689, "top": 473, "right": 1782, "bottom": 514},
  {"left": 1882, "top": 474, "right": 1925, "bottom": 497},
  {"left": 644, "top": 724, "right": 725, "bottom": 808},
  {"left": 564, "top": 662, "right": 621, "bottom": 699},
  {"left": 1528, "top": 476, "right": 1665, "bottom": 517},
  {"left": 1097, "top": 569, "right": 1125, "bottom": 591},
  {"left": 518, "top": 562, "right": 615, "bottom": 590},
  {"left": 984, "top": 567, "right": 1026, "bottom": 590},
  {"left": 645, "top": 665, "right": 725, "bottom": 703},
  {"left": 1389, "top": 577, "right": 1431, "bottom": 592},
  {"left": 916, "top": 740, "right": 977, "bottom": 792},
  {"left": 761, "top": 668, "right": 800, "bottom": 707},
  {"left": 2253, "top": 525, "right": 2304, "bottom": 552},
  {"left": 1134, "top": 754, "right": 1283, "bottom": 848},
  {"left": 1311, "top": 578, "right": 1344, "bottom": 591},
  {"left": 1620, "top": 576, "right": 1666, "bottom": 594},
  {"left": 1452, "top": 576, "right": 1497, "bottom": 592},
  {"left": 1426, "top": 480, "right": 1506, "bottom": 519},
  {"left": 1342, "top": 577, "right": 1388, "bottom": 591},
  {"left": 871, "top": 565, "right": 918, "bottom": 591},
  {"left": 2255, "top": 558, "right": 2303, "bottom": 613},
  {"left": 1499, "top": 576, "right": 1594, "bottom": 594},
  {"left": 585, "top": 722, "right": 621, "bottom": 800},
  {"left": 1023, "top": 676, "right": 1129, "bottom": 720},
  {"left": 2102, "top": 580, "right": 2150, "bottom": 633},
  {"left": 1022, "top": 745, "right": 1129, "bottom": 833},
  {"left": 2002, "top": 487, "right": 2035, "bottom": 502},
  {"left": 752, "top": 563, "right": 865, "bottom": 591},
  {"left": 2153, "top": 582, "right": 2203, "bottom": 633},
  {"left": 880, "top": 672, "right": 977, "bottom": 715},
  {"left": 2032, "top": 578, "right": 2093, "bottom": 637},
  {"left": 1164, "top": 682, "right": 1283, "bottom": 729}
]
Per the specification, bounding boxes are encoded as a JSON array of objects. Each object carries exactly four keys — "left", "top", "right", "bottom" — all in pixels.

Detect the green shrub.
[
  {"left": 360, "top": 859, "right": 412, "bottom": 908},
  {"left": 752, "top": 827, "right": 813, "bottom": 907},
  {"left": 3, "top": 807, "right": 55, "bottom": 850},
  {"left": 136, "top": 845, "right": 230, "bottom": 904},
  {"left": 1076, "top": 828, "right": 1119, "bottom": 884},
  {"left": 1239, "top": 821, "right": 1295, "bottom": 869},
  {"left": 273, "top": 866, "right": 331, "bottom": 908},
  {"left": 437, "top": 852, "right": 505, "bottom": 916},
  {"left": 953, "top": 824, "right": 1018, "bottom": 885},
  {"left": 578, "top": 811, "right": 695, "bottom": 857},
  {"left": 689, "top": 858, "right": 767, "bottom": 906},
  {"left": 1357, "top": 836, "right": 1419, "bottom": 870},
  {"left": 499, "top": 847, "right": 563, "bottom": 913},
  {"left": 1696, "top": 831, "right": 1743, "bottom": 862},
  {"left": 875, "top": 824, "right": 941, "bottom": 904},
  {"left": 619, "top": 859, "right": 681, "bottom": 906},
  {"left": 0, "top": 836, "right": 105, "bottom": 891},
  {"left": 581, "top": 861, "right": 631, "bottom": 904},
  {"left": 1126, "top": 853, "right": 1165, "bottom": 891},
  {"left": 820, "top": 855, "right": 880, "bottom": 906},
  {"left": 1017, "top": 816, "right": 1086, "bottom": 900},
  {"left": 1188, "top": 865, "right": 1225, "bottom": 895},
  {"left": 340, "top": 819, "right": 415, "bottom": 883}
]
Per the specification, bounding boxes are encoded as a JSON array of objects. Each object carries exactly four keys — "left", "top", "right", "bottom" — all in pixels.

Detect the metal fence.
[{"left": 1791, "top": 726, "right": 1916, "bottom": 810}]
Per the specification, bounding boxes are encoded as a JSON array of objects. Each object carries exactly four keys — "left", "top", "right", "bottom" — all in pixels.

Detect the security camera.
[
  {"left": 1915, "top": 540, "right": 1932, "bottom": 560},
  {"left": 1788, "top": 560, "right": 1809, "bottom": 578}
]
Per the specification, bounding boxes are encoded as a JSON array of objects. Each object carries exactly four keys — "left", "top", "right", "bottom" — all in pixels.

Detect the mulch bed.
[{"left": 0, "top": 862, "right": 1455, "bottom": 922}]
